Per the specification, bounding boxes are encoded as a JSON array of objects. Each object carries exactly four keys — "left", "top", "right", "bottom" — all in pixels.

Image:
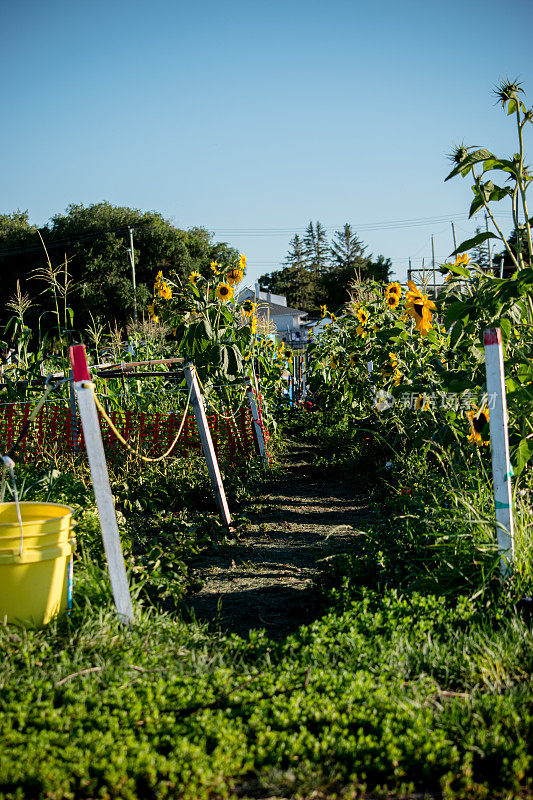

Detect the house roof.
[{"left": 256, "top": 300, "right": 307, "bottom": 317}]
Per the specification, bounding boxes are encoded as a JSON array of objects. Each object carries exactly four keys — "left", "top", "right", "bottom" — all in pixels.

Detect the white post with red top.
[
  {"left": 70, "top": 345, "right": 134, "bottom": 624},
  {"left": 483, "top": 328, "right": 515, "bottom": 575},
  {"left": 183, "top": 363, "right": 232, "bottom": 528}
]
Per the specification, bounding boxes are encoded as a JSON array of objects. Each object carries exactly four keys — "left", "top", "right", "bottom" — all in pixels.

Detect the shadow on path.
[{"left": 184, "top": 440, "right": 373, "bottom": 639}]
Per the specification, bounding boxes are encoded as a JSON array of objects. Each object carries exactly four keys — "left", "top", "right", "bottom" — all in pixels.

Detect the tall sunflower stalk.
[{"left": 445, "top": 78, "right": 532, "bottom": 272}]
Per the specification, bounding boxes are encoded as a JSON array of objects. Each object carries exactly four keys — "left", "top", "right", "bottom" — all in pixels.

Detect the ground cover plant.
[{"left": 0, "top": 79, "right": 532, "bottom": 800}]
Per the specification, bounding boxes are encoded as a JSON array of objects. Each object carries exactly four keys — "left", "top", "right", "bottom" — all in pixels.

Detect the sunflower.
[
  {"left": 242, "top": 299, "right": 256, "bottom": 317},
  {"left": 215, "top": 282, "right": 234, "bottom": 302},
  {"left": 250, "top": 316, "right": 257, "bottom": 335},
  {"left": 188, "top": 271, "right": 201, "bottom": 286},
  {"left": 454, "top": 253, "right": 471, "bottom": 266},
  {"left": 320, "top": 304, "right": 327, "bottom": 318},
  {"left": 356, "top": 307, "right": 369, "bottom": 326},
  {"left": 467, "top": 407, "right": 490, "bottom": 445},
  {"left": 386, "top": 281, "right": 402, "bottom": 298},
  {"left": 156, "top": 281, "right": 172, "bottom": 300},
  {"left": 415, "top": 394, "right": 430, "bottom": 412},
  {"left": 382, "top": 352, "right": 398, "bottom": 378},
  {"left": 393, "top": 369, "right": 402, "bottom": 387},
  {"left": 238, "top": 253, "right": 247, "bottom": 271},
  {"left": 227, "top": 268, "right": 244, "bottom": 286},
  {"left": 147, "top": 303, "right": 159, "bottom": 324},
  {"left": 405, "top": 280, "right": 437, "bottom": 336},
  {"left": 385, "top": 292, "right": 401, "bottom": 309},
  {"left": 210, "top": 261, "right": 220, "bottom": 275},
  {"left": 356, "top": 324, "right": 367, "bottom": 338}
]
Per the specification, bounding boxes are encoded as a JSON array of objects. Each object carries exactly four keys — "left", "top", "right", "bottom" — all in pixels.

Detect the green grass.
[
  {"left": 0, "top": 586, "right": 532, "bottom": 799},
  {"left": 1, "top": 422, "right": 532, "bottom": 799}
]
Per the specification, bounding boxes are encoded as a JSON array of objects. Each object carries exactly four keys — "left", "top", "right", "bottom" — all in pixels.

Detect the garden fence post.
[
  {"left": 483, "top": 328, "right": 515, "bottom": 575},
  {"left": 183, "top": 363, "right": 232, "bottom": 527},
  {"left": 68, "top": 370, "right": 79, "bottom": 455},
  {"left": 69, "top": 345, "right": 134, "bottom": 625},
  {"left": 245, "top": 376, "right": 268, "bottom": 463}
]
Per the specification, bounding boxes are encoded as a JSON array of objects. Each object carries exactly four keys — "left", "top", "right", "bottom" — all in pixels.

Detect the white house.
[{"left": 237, "top": 284, "right": 307, "bottom": 340}]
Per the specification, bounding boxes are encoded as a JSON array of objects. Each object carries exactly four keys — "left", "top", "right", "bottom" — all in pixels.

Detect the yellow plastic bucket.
[{"left": 0, "top": 502, "right": 76, "bottom": 627}]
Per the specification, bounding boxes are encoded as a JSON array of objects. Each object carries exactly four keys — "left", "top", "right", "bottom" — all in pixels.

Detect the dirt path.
[{"left": 185, "top": 440, "right": 372, "bottom": 638}]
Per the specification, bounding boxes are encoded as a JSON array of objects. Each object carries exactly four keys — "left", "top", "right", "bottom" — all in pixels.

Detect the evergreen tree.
[
  {"left": 303, "top": 221, "right": 330, "bottom": 275},
  {"left": 283, "top": 234, "right": 311, "bottom": 307},
  {"left": 363, "top": 254, "right": 392, "bottom": 282},
  {"left": 330, "top": 224, "right": 366, "bottom": 272}
]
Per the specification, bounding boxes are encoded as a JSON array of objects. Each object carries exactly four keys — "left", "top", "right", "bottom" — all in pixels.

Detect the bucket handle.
[{"left": 1, "top": 456, "right": 24, "bottom": 557}]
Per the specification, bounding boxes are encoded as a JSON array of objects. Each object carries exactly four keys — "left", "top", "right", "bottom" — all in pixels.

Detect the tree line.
[
  {"left": 0, "top": 203, "right": 238, "bottom": 333},
  {"left": 258, "top": 221, "right": 392, "bottom": 314}
]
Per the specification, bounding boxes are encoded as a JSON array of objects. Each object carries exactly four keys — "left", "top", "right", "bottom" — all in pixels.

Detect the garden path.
[{"left": 185, "top": 440, "right": 372, "bottom": 638}]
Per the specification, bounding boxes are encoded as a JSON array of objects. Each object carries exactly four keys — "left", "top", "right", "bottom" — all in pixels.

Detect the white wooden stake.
[
  {"left": 70, "top": 346, "right": 134, "bottom": 624},
  {"left": 183, "top": 363, "right": 232, "bottom": 527},
  {"left": 245, "top": 376, "right": 268, "bottom": 462},
  {"left": 483, "top": 328, "right": 515, "bottom": 575}
]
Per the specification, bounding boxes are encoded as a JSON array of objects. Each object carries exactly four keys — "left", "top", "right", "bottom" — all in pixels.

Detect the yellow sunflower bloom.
[
  {"left": 467, "top": 407, "right": 490, "bottom": 446},
  {"left": 156, "top": 281, "right": 172, "bottom": 300},
  {"left": 147, "top": 303, "right": 159, "bottom": 324},
  {"left": 210, "top": 261, "right": 220, "bottom": 275},
  {"left": 385, "top": 292, "right": 400, "bottom": 309},
  {"left": 242, "top": 299, "right": 256, "bottom": 317},
  {"left": 215, "top": 282, "right": 234, "bottom": 302},
  {"left": 320, "top": 305, "right": 327, "bottom": 318},
  {"left": 188, "top": 271, "right": 201, "bottom": 286},
  {"left": 356, "top": 324, "right": 367, "bottom": 338},
  {"left": 226, "top": 268, "right": 244, "bottom": 286},
  {"left": 405, "top": 280, "right": 437, "bottom": 336},
  {"left": 238, "top": 253, "right": 247, "bottom": 271},
  {"left": 250, "top": 316, "right": 257, "bottom": 335},
  {"left": 393, "top": 369, "right": 402, "bottom": 387},
  {"left": 454, "top": 253, "right": 471, "bottom": 267},
  {"left": 356, "top": 307, "right": 369, "bottom": 325},
  {"left": 415, "top": 394, "right": 430, "bottom": 412},
  {"left": 386, "top": 282, "right": 402, "bottom": 297},
  {"left": 382, "top": 352, "right": 398, "bottom": 378}
]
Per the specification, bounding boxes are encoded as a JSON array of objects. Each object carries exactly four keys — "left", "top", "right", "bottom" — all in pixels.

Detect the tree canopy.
[{"left": 0, "top": 203, "right": 238, "bottom": 332}]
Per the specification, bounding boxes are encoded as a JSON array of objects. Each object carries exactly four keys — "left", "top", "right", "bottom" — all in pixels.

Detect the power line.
[
  {"left": 0, "top": 210, "right": 515, "bottom": 258},
  {"left": 208, "top": 211, "right": 514, "bottom": 236}
]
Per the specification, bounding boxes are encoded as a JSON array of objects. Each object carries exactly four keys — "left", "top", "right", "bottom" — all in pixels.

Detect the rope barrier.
[
  {"left": 0, "top": 379, "right": 259, "bottom": 468},
  {"left": 88, "top": 381, "right": 194, "bottom": 463}
]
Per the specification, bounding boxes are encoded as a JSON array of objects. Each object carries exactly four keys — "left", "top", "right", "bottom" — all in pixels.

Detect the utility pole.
[
  {"left": 127, "top": 227, "right": 138, "bottom": 327},
  {"left": 431, "top": 235, "right": 436, "bottom": 296},
  {"left": 451, "top": 221, "right": 457, "bottom": 254},
  {"left": 485, "top": 214, "right": 493, "bottom": 272}
]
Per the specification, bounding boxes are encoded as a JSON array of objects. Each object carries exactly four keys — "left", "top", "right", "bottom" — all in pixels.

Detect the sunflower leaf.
[
  {"left": 515, "top": 437, "right": 533, "bottom": 475},
  {"left": 449, "top": 322, "right": 463, "bottom": 350},
  {"left": 445, "top": 148, "right": 494, "bottom": 181},
  {"left": 499, "top": 317, "right": 511, "bottom": 343},
  {"left": 450, "top": 231, "right": 499, "bottom": 256},
  {"left": 445, "top": 301, "right": 472, "bottom": 327}
]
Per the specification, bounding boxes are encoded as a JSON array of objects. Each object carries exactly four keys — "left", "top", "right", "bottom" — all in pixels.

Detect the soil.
[{"left": 185, "top": 439, "right": 374, "bottom": 639}]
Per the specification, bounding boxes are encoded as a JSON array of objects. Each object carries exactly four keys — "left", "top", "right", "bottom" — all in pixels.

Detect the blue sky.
[{"left": 2, "top": 0, "right": 532, "bottom": 286}]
